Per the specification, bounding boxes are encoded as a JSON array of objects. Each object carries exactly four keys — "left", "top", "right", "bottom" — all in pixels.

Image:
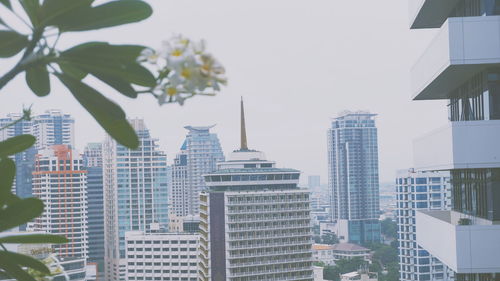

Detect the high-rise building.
[
  {"left": 410, "top": 2, "right": 500, "bottom": 280},
  {"left": 31, "top": 145, "right": 88, "bottom": 281},
  {"left": 198, "top": 100, "right": 314, "bottom": 281},
  {"left": 170, "top": 125, "right": 224, "bottom": 218},
  {"left": 327, "top": 111, "right": 381, "bottom": 245},
  {"left": 308, "top": 175, "right": 321, "bottom": 190},
  {"left": 396, "top": 169, "right": 452, "bottom": 281},
  {"left": 125, "top": 231, "right": 199, "bottom": 281},
  {"left": 84, "top": 143, "right": 105, "bottom": 277},
  {"left": 0, "top": 110, "right": 75, "bottom": 198},
  {"left": 103, "top": 119, "right": 169, "bottom": 281}
]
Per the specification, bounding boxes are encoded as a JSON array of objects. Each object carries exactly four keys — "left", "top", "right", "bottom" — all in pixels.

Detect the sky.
[{"left": 0, "top": 0, "right": 448, "bottom": 184}]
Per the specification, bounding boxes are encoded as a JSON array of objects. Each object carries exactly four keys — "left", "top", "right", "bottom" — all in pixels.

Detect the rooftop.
[
  {"left": 208, "top": 168, "right": 300, "bottom": 175},
  {"left": 331, "top": 243, "right": 370, "bottom": 252}
]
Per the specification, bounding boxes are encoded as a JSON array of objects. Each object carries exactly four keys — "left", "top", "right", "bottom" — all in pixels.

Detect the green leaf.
[
  {"left": 0, "top": 0, "right": 11, "bottom": 9},
  {"left": 26, "top": 64, "right": 50, "bottom": 96},
  {"left": 56, "top": 0, "right": 152, "bottom": 32},
  {"left": 0, "top": 31, "right": 29, "bottom": 58},
  {"left": 59, "top": 42, "right": 155, "bottom": 87},
  {"left": 0, "top": 158, "right": 15, "bottom": 205},
  {"left": 91, "top": 72, "right": 137, "bottom": 98},
  {"left": 0, "top": 134, "right": 36, "bottom": 157},
  {"left": 0, "top": 258, "right": 36, "bottom": 281},
  {"left": 0, "top": 251, "right": 49, "bottom": 274},
  {"left": 56, "top": 73, "right": 139, "bottom": 149},
  {"left": 0, "top": 234, "right": 68, "bottom": 244},
  {"left": 57, "top": 61, "right": 87, "bottom": 80},
  {"left": 0, "top": 197, "right": 44, "bottom": 232},
  {"left": 19, "top": 0, "right": 40, "bottom": 27},
  {"left": 40, "top": 0, "right": 93, "bottom": 27}
]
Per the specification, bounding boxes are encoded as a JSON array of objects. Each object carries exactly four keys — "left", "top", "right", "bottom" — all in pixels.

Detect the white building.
[
  {"left": 31, "top": 145, "right": 88, "bottom": 280},
  {"left": 103, "top": 119, "right": 169, "bottom": 281},
  {"left": 340, "top": 271, "right": 378, "bottom": 281},
  {"left": 169, "top": 125, "right": 224, "bottom": 218},
  {"left": 124, "top": 231, "right": 198, "bottom": 281},
  {"left": 198, "top": 100, "right": 314, "bottom": 281},
  {"left": 396, "top": 169, "right": 451, "bottom": 281},
  {"left": 312, "top": 243, "right": 371, "bottom": 265},
  {"left": 410, "top": 1, "right": 500, "bottom": 280}
]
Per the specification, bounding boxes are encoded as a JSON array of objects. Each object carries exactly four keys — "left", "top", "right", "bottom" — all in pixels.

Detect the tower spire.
[{"left": 240, "top": 97, "right": 248, "bottom": 150}]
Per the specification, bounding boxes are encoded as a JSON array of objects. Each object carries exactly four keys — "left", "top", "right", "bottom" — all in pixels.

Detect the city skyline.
[{"left": 0, "top": 1, "right": 446, "bottom": 183}]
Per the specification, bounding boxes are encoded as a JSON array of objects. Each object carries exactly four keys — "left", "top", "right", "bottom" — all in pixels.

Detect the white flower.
[{"left": 138, "top": 48, "right": 159, "bottom": 64}]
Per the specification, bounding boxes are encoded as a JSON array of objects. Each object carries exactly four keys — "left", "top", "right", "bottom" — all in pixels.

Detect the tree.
[
  {"left": 0, "top": 1, "right": 226, "bottom": 280},
  {"left": 381, "top": 218, "right": 397, "bottom": 240},
  {"left": 321, "top": 233, "right": 339, "bottom": 245}
]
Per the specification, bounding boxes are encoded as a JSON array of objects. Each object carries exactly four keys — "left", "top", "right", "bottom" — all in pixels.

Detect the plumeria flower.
[{"left": 138, "top": 48, "right": 160, "bottom": 64}]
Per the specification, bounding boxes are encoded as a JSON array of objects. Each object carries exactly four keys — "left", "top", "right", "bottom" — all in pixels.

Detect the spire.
[{"left": 240, "top": 97, "right": 248, "bottom": 150}]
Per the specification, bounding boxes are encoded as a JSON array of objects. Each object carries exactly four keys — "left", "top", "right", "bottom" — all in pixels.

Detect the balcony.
[
  {"left": 409, "top": 0, "right": 460, "bottom": 29},
  {"left": 416, "top": 210, "right": 500, "bottom": 273},
  {"left": 411, "top": 16, "right": 500, "bottom": 100},
  {"left": 413, "top": 120, "right": 500, "bottom": 171}
]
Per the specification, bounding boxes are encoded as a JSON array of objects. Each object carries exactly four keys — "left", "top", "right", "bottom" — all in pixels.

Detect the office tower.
[
  {"left": 396, "top": 169, "right": 452, "bottom": 281},
  {"left": 0, "top": 110, "right": 75, "bottom": 198},
  {"left": 410, "top": 2, "right": 500, "bottom": 280},
  {"left": 125, "top": 231, "right": 199, "bottom": 281},
  {"left": 31, "top": 145, "right": 88, "bottom": 280},
  {"left": 327, "top": 111, "right": 381, "bottom": 244},
  {"left": 308, "top": 175, "right": 321, "bottom": 190},
  {"left": 32, "top": 109, "right": 75, "bottom": 150},
  {"left": 103, "top": 119, "right": 169, "bottom": 281},
  {"left": 198, "top": 100, "right": 314, "bottom": 281},
  {"left": 170, "top": 125, "right": 224, "bottom": 218},
  {"left": 84, "top": 143, "right": 105, "bottom": 276}
]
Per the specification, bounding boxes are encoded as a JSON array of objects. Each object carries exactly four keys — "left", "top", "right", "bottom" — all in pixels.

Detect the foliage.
[
  {"left": 380, "top": 218, "right": 397, "bottom": 240},
  {"left": 366, "top": 242, "right": 399, "bottom": 281},
  {"left": 0, "top": 0, "right": 226, "bottom": 280},
  {"left": 313, "top": 232, "right": 339, "bottom": 245},
  {"left": 322, "top": 257, "right": 368, "bottom": 281}
]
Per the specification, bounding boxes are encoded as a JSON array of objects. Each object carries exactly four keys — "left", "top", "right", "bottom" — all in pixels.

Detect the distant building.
[
  {"left": 84, "top": 143, "right": 105, "bottom": 277},
  {"left": 168, "top": 214, "right": 199, "bottom": 233},
  {"left": 169, "top": 125, "right": 224, "bottom": 218},
  {"left": 327, "top": 112, "right": 381, "bottom": 244},
  {"left": 103, "top": 119, "right": 169, "bottom": 281},
  {"left": 396, "top": 169, "right": 451, "bottom": 281},
  {"left": 31, "top": 145, "right": 87, "bottom": 280},
  {"left": 198, "top": 100, "right": 314, "bottom": 281},
  {"left": 308, "top": 175, "right": 321, "bottom": 189},
  {"left": 312, "top": 243, "right": 371, "bottom": 265},
  {"left": 341, "top": 271, "right": 378, "bottom": 281},
  {"left": 124, "top": 231, "right": 198, "bottom": 281}
]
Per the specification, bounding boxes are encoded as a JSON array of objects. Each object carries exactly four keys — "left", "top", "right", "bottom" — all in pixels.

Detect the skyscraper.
[
  {"left": 327, "top": 111, "right": 381, "bottom": 244},
  {"left": 0, "top": 110, "right": 75, "bottom": 198},
  {"left": 31, "top": 145, "right": 88, "bottom": 280},
  {"left": 170, "top": 125, "right": 224, "bottom": 218},
  {"left": 410, "top": 2, "right": 500, "bottom": 280},
  {"left": 84, "top": 143, "right": 105, "bottom": 276},
  {"left": 103, "top": 119, "right": 169, "bottom": 281},
  {"left": 396, "top": 169, "right": 451, "bottom": 281},
  {"left": 198, "top": 100, "right": 314, "bottom": 281},
  {"left": 308, "top": 175, "right": 321, "bottom": 190}
]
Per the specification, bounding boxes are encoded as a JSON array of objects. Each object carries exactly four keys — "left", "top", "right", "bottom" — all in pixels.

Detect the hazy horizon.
[{"left": 0, "top": 0, "right": 447, "bottom": 183}]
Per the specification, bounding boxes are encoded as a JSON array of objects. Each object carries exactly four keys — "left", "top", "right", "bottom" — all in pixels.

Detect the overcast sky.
[{"left": 0, "top": 0, "right": 447, "bottom": 184}]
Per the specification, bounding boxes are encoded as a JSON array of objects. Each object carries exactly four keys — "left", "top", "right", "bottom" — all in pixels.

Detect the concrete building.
[
  {"left": 312, "top": 243, "right": 370, "bottom": 266},
  {"left": 124, "top": 231, "right": 198, "bottom": 281},
  {"left": 170, "top": 125, "right": 224, "bottom": 218},
  {"left": 84, "top": 143, "right": 105, "bottom": 277},
  {"left": 396, "top": 169, "right": 451, "bottom": 281},
  {"left": 103, "top": 119, "right": 169, "bottom": 281},
  {"left": 31, "top": 145, "right": 88, "bottom": 280},
  {"left": 0, "top": 110, "right": 74, "bottom": 199},
  {"left": 409, "top": 1, "right": 500, "bottom": 280},
  {"left": 198, "top": 100, "right": 314, "bottom": 281},
  {"left": 327, "top": 112, "right": 381, "bottom": 245}
]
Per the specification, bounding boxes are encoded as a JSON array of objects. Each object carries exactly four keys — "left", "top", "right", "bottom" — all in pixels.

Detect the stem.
[
  {"left": 0, "top": 29, "right": 44, "bottom": 91},
  {"left": 0, "top": 243, "right": 7, "bottom": 251}
]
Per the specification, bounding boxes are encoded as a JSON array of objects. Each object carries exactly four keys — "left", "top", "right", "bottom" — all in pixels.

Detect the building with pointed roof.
[{"left": 198, "top": 99, "right": 314, "bottom": 281}]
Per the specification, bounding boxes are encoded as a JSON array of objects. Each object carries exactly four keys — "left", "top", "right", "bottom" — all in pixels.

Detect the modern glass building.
[
  {"left": 327, "top": 111, "right": 381, "bottom": 245},
  {"left": 170, "top": 125, "right": 224, "bottom": 218},
  {"left": 198, "top": 100, "right": 314, "bottom": 281},
  {"left": 103, "top": 119, "right": 169, "bottom": 281},
  {"left": 84, "top": 143, "right": 105, "bottom": 277},
  {"left": 396, "top": 169, "right": 452, "bottom": 281},
  {"left": 410, "top": 1, "right": 500, "bottom": 280},
  {"left": 31, "top": 145, "right": 88, "bottom": 281}
]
